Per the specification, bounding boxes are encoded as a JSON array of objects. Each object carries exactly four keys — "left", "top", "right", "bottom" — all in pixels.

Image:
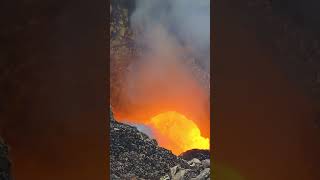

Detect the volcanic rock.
[
  {"left": 161, "top": 149, "right": 211, "bottom": 179},
  {"left": 179, "top": 149, "right": 210, "bottom": 161},
  {"left": 110, "top": 108, "right": 190, "bottom": 179},
  {"left": 109, "top": 107, "right": 211, "bottom": 180},
  {"left": 164, "top": 158, "right": 211, "bottom": 180}
]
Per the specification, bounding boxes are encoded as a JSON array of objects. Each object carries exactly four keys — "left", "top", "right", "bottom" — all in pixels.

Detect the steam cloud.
[
  {"left": 119, "top": 0, "right": 211, "bottom": 138},
  {"left": 130, "top": 0, "right": 210, "bottom": 71}
]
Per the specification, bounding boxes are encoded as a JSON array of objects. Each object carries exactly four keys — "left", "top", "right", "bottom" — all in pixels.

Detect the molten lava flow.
[{"left": 149, "top": 111, "right": 209, "bottom": 155}]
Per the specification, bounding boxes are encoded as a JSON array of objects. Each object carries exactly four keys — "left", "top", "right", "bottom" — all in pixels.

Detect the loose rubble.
[
  {"left": 110, "top": 107, "right": 211, "bottom": 180},
  {"left": 163, "top": 159, "right": 210, "bottom": 180}
]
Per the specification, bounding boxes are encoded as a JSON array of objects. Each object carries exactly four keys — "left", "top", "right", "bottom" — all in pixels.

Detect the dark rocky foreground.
[
  {"left": 179, "top": 149, "right": 210, "bottom": 161},
  {"left": 0, "top": 139, "right": 10, "bottom": 180},
  {"left": 109, "top": 109, "right": 211, "bottom": 180}
]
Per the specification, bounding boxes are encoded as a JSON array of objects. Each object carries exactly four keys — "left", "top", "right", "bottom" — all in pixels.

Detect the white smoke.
[
  {"left": 124, "top": 121, "right": 155, "bottom": 138},
  {"left": 120, "top": 0, "right": 210, "bottom": 138},
  {"left": 130, "top": 0, "right": 210, "bottom": 71}
]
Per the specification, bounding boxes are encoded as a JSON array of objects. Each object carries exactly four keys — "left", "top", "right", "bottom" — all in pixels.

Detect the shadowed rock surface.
[{"left": 179, "top": 149, "right": 210, "bottom": 161}]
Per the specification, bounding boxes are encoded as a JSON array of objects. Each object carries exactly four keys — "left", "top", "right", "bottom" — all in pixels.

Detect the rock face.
[
  {"left": 109, "top": 108, "right": 211, "bottom": 179},
  {"left": 163, "top": 149, "right": 211, "bottom": 180},
  {"left": 0, "top": 139, "right": 11, "bottom": 180}
]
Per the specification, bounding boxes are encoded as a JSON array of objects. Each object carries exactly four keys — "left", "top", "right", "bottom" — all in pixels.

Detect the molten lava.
[{"left": 149, "top": 111, "right": 209, "bottom": 155}]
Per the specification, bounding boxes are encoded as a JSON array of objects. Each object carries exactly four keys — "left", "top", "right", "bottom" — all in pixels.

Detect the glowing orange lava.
[{"left": 148, "top": 111, "right": 209, "bottom": 155}]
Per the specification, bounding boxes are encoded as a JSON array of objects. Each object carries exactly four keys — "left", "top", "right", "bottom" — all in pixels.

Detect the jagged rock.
[
  {"left": 190, "top": 168, "right": 210, "bottom": 180},
  {"left": 158, "top": 149, "right": 212, "bottom": 179},
  {"left": 179, "top": 149, "right": 210, "bottom": 161},
  {"left": 166, "top": 158, "right": 211, "bottom": 180}
]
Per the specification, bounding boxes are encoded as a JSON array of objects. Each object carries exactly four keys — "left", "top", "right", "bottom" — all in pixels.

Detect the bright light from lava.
[{"left": 149, "top": 111, "right": 209, "bottom": 155}]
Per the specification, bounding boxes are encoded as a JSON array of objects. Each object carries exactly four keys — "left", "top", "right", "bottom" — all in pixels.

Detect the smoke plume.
[
  {"left": 131, "top": 0, "right": 210, "bottom": 71},
  {"left": 116, "top": 0, "right": 211, "bottom": 138}
]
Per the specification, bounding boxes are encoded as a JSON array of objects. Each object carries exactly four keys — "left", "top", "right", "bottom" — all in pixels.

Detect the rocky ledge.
[{"left": 109, "top": 108, "right": 211, "bottom": 180}]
